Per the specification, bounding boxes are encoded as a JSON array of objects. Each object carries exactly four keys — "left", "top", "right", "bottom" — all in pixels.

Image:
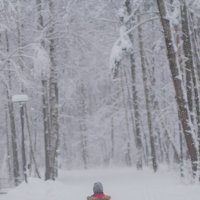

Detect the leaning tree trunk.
[
  {"left": 188, "top": 8, "right": 200, "bottom": 166},
  {"left": 156, "top": 0, "right": 198, "bottom": 176}
]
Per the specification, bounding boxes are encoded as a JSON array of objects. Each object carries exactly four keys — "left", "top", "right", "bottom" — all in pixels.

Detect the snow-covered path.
[
  {"left": 1, "top": 167, "right": 200, "bottom": 200},
  {"left": 59, "top": 168, "right": 200, "bottom": 200}
]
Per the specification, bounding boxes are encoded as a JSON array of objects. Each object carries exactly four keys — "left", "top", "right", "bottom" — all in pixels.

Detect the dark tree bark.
[
  {"left": 20, "top": 104, "right": 27, "bottom": 183},
  {"left": 5, "top": 30, "right": 20, "bottom": 186},
  {"left": 5, "top": 105, "right": 12, "bottom": 181},
  {"left": 42, "top": 80, "right": 51, "bottom": 180},
  {"left": 36, "top": 0, "right": 52, "bottom": 180},
  {"left": 188, "top": 10, "right": 200, "bottom": 164},
  {"left": 156, "top": 0, "right": 198, "bottom": 175},
  {"left": 180, "top": 1, "right": 194, "bottom": 122},
  {"left": 48, "top": 0, "right": 59, "bottom": 180}
]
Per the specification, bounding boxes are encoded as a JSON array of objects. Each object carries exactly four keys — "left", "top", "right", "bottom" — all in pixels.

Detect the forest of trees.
[{"left": 0, "top": 0, "right": 200, "bottom": 186}]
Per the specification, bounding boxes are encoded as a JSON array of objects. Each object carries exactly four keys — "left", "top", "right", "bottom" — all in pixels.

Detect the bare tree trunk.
[
  {"left": 111, "top": 117, "right": 114, "bottom": 160},
  {"left": 77, "top": 83, "right": 87, "bottom": 167},
  {"left": 189, "top": 12, "right": 200, "bottom": 166},
  {"left": 20, "top": 104, "right": 27, "bottom": 183},
  {"left": 179, "top": 123, "right": 184, "bottom": 177},
  {"left": 124, "top": 0, "right": 143, "bottom": 169},
  {"left": 42, "top": 80, "right": 51, "bottom": 180},
  {"left": 7, "top": 91, "right": 20, "bottom": 185},
  {"left": 5, "top": 105, "right": 12, "bottom": 182},
  {"left": 160, "top": 118, "right": 179, "bottom": 162},
  {"left": 150, "top": 70, "right": 164, "bottom": 163},
  {"left": 137, "top": 15, "right": 157, "bottom": 172},
  {"left": 193, "top": 18, "right": 200, "bottom": 82},
  {"left": 37, "top": 0, "right": 60, "bottom": 180},
  {"left": 81, "top": 133, "right": 88, "bottom": 169},
  {"left": 25, "top": 105, "right": 41, "bottom": 178},
  {"left": 156, "top": 0, "right": 198, "bottom": 176},
  {"left": 120, "top": 68, "right": 132, "bottom": 166},
  {"left": 16, "top": 0, "right": 28, "bottom": 182},
  {"left": 36, "top": 0, "right": 52, "bottom": 180},
  {"left": 49, "top": 80, "right": 59, "bottom": 178},
  {"left": 180, "top": 1, "right": 194, "bottom": 123},
  {"left": 181, "top": 0, "right": 200, "bottom": 174},
  {"left": 36, "top": 0, "right": 43, "bottom": 30},
  {"left": 5, "top": 30, "right": 20, "bottom": 186},
  {"left": 79, "top": 81, "right": 88, "bottom": 169}
]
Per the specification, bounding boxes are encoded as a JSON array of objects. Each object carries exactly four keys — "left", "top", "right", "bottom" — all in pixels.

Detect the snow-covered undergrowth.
[
  {"left": 2, "top": 167, "right": 200, "bottom": 200},
  {"left": 1, "top": 178, "right": 67, "bottom": 200}
]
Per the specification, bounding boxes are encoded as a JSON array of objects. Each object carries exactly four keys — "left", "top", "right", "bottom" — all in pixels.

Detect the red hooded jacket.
[
  {"left": 87, "top": 193, "right": 111, "bottom": 200},
  {"left": 92, "top": 193, "right": 105, "bottom": 197}
]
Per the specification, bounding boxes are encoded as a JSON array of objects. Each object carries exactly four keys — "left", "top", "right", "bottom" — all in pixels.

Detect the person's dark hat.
[{"left": 93, "top": 182, "right": 103, "bottom": 193}]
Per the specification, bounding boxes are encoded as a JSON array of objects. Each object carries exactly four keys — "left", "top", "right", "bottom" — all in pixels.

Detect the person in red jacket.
[{"left": 87, "top": 182, "right": 111, "bottom": 200}]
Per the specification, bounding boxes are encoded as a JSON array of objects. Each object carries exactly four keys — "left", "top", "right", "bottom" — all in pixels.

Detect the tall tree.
[
  {"left": 183, "top": 2, "right": 200, "bottom": 165},
  {"left": 78, "top": 81, "right": 89, "bottom": 169},
  {"left": 119, "top": 0, "right": 143, "bottom": 169},
  {"left": 5, "top": 29, "right": 20, "bottom": 185},
  {"left": 156, "top": 0, "right": 198, "bottom": 176},
  {"left": 137, "top": 10, "right": 157, "bottom": 172},
  {"left": 180, "top": 0, "right": 194, "bottom": 123},
  {"left": 36, "top": 0, "right": 51, "bottom": 180},
  {"left": 48, "top": 0, "right": 59, "bottom": 180}
]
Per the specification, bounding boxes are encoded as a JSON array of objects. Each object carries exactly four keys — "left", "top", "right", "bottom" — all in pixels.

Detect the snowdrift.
[
  {"left": 3, "top": 178, "right": 68, "bottom": 200},
  {"left": 2, "top": 168, "right": 200, "bottom": 200}
]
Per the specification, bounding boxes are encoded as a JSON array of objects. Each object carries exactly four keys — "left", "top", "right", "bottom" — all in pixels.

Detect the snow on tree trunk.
[
  {"left": 42, "top": 79, "right": 51, "bottom": 180},
  {"left": 120, "top": 68, "right": 132, "bottom": 166},
  {"left": 7, "top": 93, "right": 20, "bottom": 185},
  {"left": 5, "top": 30, "right": 20, "bottom": 186},
  {"left": 181, "top": 0, "right": 194, "bottom": 125},
  {"left": 137, "top": 13, "right": 157, "bottom": 172},
  {"left": 110, "top": 0, "right": 143, "bottom": 169},
  {"left": 125, "top": 0, "right": 143, "bottom": 170},
  {"left": 5, "top": 105, "right": 12, "bottom": 181},
  {"left": 187, "top": 7, "right": 200, "bottom": 168},
  {"left": 48, "top": 9, "right": 59, "bottom": 178},
  {"left": 156, "top": 0, "right": 198, "bottom": 176},
  {"left": 36, "top": 0, "right": 52, "bottom": 180}
]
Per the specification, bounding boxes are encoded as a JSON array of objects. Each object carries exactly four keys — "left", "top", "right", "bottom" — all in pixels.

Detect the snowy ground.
[{"left": 1, "top": 167, "right": 200, "bottom": 200}]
